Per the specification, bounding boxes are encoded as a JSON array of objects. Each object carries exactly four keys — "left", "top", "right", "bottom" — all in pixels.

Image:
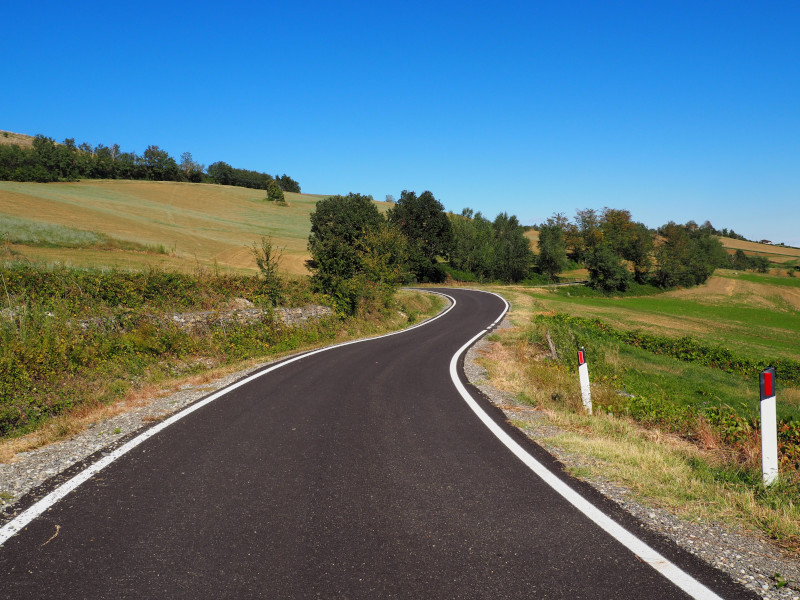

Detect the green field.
[
  {"left": 0, "top": 180, "right": 390, "bottom": 275},
  {"left": 527, "top": 271, "right": 800, "bottom": 362}
]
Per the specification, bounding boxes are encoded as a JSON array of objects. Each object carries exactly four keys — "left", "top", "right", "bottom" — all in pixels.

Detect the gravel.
[{"left": 1, "top": 311, "right": 798, "bottom": 599}]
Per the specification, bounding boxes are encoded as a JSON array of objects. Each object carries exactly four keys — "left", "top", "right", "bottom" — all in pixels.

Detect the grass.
[
  {"left": 0, "top": 214, "right": 167, "bottom": 253},
  {"left": 475, "top": 277, "right": 800, "bottom": 551},
  {"left": 0, "top": 131, "right": 34, "bottom": 149},
  {"left": 531, "top": 272, "right": 800, "bottom": 362},
  {"left": 0, "top": 180, "right": 335, "bottom": 275}
]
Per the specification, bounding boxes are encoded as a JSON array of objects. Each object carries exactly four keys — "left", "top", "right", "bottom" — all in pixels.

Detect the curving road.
[{"left": 0, "top": 288, "right": 754, "bottom": 599}]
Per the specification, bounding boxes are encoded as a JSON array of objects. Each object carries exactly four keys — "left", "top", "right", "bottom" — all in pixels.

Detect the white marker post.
[
  {"left": 760, "top": 367, "right": 778, "bottom": 486},
  {"left": 577, "top": 347, "right": 592, "bottom": 415}
]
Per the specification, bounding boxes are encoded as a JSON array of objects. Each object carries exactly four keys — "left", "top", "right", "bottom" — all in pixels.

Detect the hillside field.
[{"left": 0, "top": 180, "right": 395, "bottom": 275}]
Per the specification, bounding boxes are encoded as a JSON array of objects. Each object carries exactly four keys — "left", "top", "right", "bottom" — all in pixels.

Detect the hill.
[
  {"left": 0, "top": 180, "right": 389, "bottom": 275},
  {"left": 718, "top": 236, "right": 800, "bottom": 265},
  {"left": 0, "top": 131, "right": 34, "bottom": 149}
]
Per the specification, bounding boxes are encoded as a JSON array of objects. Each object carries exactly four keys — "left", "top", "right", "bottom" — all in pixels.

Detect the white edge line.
[
  {"left": 0, "top": 292, "right": 457, "bottom": 547},
  {"left": 447, "top": 290, "right": 726, "bottom": 600}
]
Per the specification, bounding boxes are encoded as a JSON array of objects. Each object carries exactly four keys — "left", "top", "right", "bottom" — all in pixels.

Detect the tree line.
[
  {"left": 0, "top": 134, "right": 300, "bottom": 192},
  {"left": 305, "top": 191, "right": 535, "bottom": 314},
  {"left": 536, "top": 209, "right": 764, "bottom": 291}
]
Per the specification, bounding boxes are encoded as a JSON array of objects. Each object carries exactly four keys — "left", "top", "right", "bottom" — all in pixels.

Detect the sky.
[{"left": 4, "top": 1, "right": 799, "bottom": 245}]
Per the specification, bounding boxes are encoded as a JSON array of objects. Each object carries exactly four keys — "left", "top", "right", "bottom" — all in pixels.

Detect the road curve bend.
[{"left": 0, "top": 288, "right": 754, "bottom": 599}]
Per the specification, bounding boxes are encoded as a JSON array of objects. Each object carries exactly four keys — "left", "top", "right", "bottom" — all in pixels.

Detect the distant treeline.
[
  {"left": 0, "top": 134, "right": 300, "bottom": 192},
  {"left": 535, "top": 209, "right": 773, "bottom": 291},
  {"left": 530, "top": 218, "right": 760, "bottom": 245}
]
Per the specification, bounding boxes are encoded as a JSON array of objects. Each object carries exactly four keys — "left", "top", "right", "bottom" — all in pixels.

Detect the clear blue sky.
[{"left": 4, "top": 1, "right": 799, "bottom": 245}]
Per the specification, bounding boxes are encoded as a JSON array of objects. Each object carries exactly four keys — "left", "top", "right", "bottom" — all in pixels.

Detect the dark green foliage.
[
  {"left": 491, "top": 212, "right": 534, "bottom": 282},
  {"left": 652, "top": 222, "right": 726, "bottom": 288},
  {"left": 448, "top": 210, "right": 533, "bottom": 283},
  {"left": 266, "top": 181, "right": 285, "bottom": 203},
  {"left": 307, "top": 194, "right": 405, "bottom": 314},
  {"left": 537, "top": 218, "right": 568, "bottom": 281},
  {"left": 731, "top": 249, "right": 771, "bottom": 273},
  {"left": 275, "top": 174, "right": 301, "bottom": 193},
  {"left": 585, "top": 243, "right": 630, "bottom": 292},
  {"left": 0, "top": 263, "right": 333, "bottom": 436},
  {"left": 448, "top": 210, "right": 496, "bottom": 280},
  {"left": 142, "top": 145, "right": 180, "bottom": 181},
  {"left": 0, "top": 134, "right": 301, "bottom": 192},
  {"left": 387, "top": 190, "right": 453, "bottom": 281}
]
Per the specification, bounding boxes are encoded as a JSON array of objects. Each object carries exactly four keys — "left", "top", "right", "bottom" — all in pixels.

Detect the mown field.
[
  {"left": 0, "top": 180, "right": 390, "bottom": 275},
  {"left": 721, "top": 237, "right": 800, "bottom": 265}
]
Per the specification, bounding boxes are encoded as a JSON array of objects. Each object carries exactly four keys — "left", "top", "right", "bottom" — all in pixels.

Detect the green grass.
[
  {"left": 529, "top": 283, "right": 800, "bottom": 362},
  {"left": 718, "top": 270, "right": 800, "bottom": 288},
  {"left": 0, "top": 214, "right": 165, "bottom": 253}
]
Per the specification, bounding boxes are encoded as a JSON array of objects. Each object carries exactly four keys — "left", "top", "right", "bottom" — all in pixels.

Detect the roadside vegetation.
[
  {"left": 478, "top": 274, "right": 800, "bottom": 552},
  {"left": 0, "top": 256, "right": 443, "bottom": 450}
]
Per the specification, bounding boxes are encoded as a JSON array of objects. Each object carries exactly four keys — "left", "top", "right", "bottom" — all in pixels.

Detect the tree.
[
  {"left": 625, "top": 223, "right": 654, "bottom": 283},
  {"left": 266, "top": 181, "right": 285, "bottom": 203},
  {"left": 251, "top": 237, "right": 284, "bottom": 306},
  {"left": 387, "top": 190, "right": 452, "bottom": 282},
  {"left": 571, "top": 208, "right": 602, "bottom": 262},
  {"left": 652, "top": 221, "right": 725, "bottom": 288},
  {"left": 207, "top": 161, "right": 234, "bottom": 185},
  {"left": 276, "top": 174, "right": 300, "bottom": 193},
  {"left": 180, "top": 152, "right": 204, "bottom": 182},
  {"left": 491, "top": 212, "right": 534, "bottom": 282},
  {"left": 537, "top": 217, "right": 568, "bottom": 281},
  {"left": 585, "top": 243, "right": 630, "bottom": 292},
  {"left": 448, "top": 210, "right": 495, "bottom": 280},
  {"left": 307, "top": 193, "right": 386, "bottom": 312},
  {"left": 142, "top": 145, "right": 179, "bottom": 181}
]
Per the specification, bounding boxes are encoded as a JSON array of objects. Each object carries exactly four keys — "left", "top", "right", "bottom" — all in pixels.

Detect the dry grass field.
[
  {"left": 524, "top": 228, "right": 539, "bottom": 251},
  {"left": 0, "top": 180, "right": 346, "bottom": 275},
  {"left": 0, "top": 131, "right": 35, "bottom": 149},
  {"left": 719, "top": 237, "right": 800, "bottom": 264}
]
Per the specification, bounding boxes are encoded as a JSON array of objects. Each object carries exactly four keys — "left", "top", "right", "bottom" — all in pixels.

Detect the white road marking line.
[
  {"left": 447, "top": 290, "right": 727, "bottom": 600},
  {"left": 0, "top": 294, "right": 457, "bottom": 547}
]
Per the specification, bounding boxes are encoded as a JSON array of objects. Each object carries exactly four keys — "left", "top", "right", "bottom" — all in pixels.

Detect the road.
[{"left": 0, "top": 288, "right": 754, "bottom": 599}]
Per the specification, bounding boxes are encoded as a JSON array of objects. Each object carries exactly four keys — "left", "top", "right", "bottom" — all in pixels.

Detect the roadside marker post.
[
  {"left": 760, "top": 367, "right": 778, "bottom": 486},
  {"left": 577, "top": 347, "right": 592, "bottom": 415}
]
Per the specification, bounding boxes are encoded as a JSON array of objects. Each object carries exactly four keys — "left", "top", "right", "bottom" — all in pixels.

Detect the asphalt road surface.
[{"left": 0, "top": 289, "right": 755, "bottom": 599}]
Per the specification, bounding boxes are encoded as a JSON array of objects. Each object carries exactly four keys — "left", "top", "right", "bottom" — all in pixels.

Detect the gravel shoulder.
[{"left": 1, "top": 310, "right": 798, "bottom": 599}]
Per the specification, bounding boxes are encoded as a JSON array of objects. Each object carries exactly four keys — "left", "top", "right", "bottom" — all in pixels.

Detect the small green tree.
[
  {"left": 251, "top": 237, "right": 284, "bottom": 306},
  {"left": 266, "top": 181, "right": 285, "bottom": 204}
]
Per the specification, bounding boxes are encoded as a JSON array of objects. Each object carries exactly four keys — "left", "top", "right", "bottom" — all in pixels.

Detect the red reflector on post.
[
  {"left": 577, "top": 350, "right": 585, "bottom": 366},
  {"left": 760, "top": 367, "right": 776, "bottom": 401}
]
